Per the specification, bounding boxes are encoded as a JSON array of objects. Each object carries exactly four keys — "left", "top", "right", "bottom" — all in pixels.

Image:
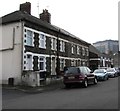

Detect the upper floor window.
[
  {"left": 60, "top": 41, "right": 65, "bottom": 52},
  {"left": 82, "top": 47, "right": 85, "bottom": 56},
  {"left": 26, "top": 30, "right": 33, "bottom": 46},
  {"left": 71, "top": 45, "right": 75, "bottom": 54},
  {"left": 51, "top": 38, "right": 57, "bottom": 50},
  {"left": 86, "top": 48, "right": 89, "bottom": 56},
  {"left": 39, "top": 34, "right": 46, "bottom": 49},
  {"left": 77, "top": 46, "right": 80, "bottom": 55}
]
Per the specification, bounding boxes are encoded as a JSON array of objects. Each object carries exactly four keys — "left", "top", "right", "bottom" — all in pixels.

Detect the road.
[{"left": 2, "top": 77, "right": 119, "bottom": 109}]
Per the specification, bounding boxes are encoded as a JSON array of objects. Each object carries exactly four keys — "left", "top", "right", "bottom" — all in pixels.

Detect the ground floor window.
[
  {"left": 71, "top": 60, "right": 76, "bottom": 66},
  {"left": 60, "top": 59, "right": 65, "bottom": 71},
  {"left": 39, "top": 56, "right": 46, "bottom": 71},
  {"left": 26, "top": 54, "right": 33, "bottom": 70}
]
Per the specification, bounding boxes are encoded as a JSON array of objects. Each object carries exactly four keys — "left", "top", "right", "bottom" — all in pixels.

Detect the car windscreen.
[
  {"left": 94, "top": 69, "right": 105, "bottom": 73},
  {"left": 65, "top": 67, "right": 79, "bottom": 75}
]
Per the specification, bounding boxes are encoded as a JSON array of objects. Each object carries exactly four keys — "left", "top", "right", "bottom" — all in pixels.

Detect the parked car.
[
  {"left": 106, "top": 68, "right": 118, "bottom": 77},
  {"left": 114, "top": 67, "right": 120, "bottom": 76},
  {"left": 63, "top": 66, "right": 97, "bottom": 88},
  {"left": 93, "top": 69, "right": 109, "bottom": 81}
]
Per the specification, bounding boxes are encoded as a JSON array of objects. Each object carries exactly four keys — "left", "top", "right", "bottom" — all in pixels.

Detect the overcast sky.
[{"left": 0, "top": 0, "right": 119, "bottom": 44}]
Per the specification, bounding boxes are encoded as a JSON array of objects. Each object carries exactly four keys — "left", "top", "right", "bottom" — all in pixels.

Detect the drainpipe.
[
  {"left": 21, "top": 21, "right": 25, "bottom": 84},
  {"left": 56, "top": 29, "right": 60, "bottom": 78}
]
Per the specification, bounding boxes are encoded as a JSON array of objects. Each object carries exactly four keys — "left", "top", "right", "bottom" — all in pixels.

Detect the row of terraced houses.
[{"left": 0, "top": 2, "right": 113, "bottom": 86}]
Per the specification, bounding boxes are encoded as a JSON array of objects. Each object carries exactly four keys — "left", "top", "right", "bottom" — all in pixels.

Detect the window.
[
  {"left": 60, "top": 59, "right": 65, "bottom": 70},
  {"left": 86, "top": 48, "right": 89, "bottom": 56},
  {"left": 71, "top": 45, "right": 74, "bottom": 54},
  {"left": 82, "top": 47, "right": 85, "bottom": 56},
  {"left": 65, "top": 67, "right": 80, "bottom": 74},
  {"left": 71, "top": 60, "right": 76, "bottom": 66},
  {"left": 26, "top": 54, "right": 33, "bottom": 70},
  {"left": 26, "top": 30, "right": 33, "bottom": 46},
  {"left": 60, "top": 41, "right": 65, "bottom": 52},
  {"left": 39, "top": 34, "right": 46, "bottom": 48},
  {"left": 77, "top": 46, "right": 80, "bottom": 55},
  {"left": 79, "top": 67, "right": 88, "bottom": 74},
  {"left": 51, "top": 38, "right": 57, "bottom": 50},
  {"left": 39, "top": 56, "right": 46, "bottom": 71}
]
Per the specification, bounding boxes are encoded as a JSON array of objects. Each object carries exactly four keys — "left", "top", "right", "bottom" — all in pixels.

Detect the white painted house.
[{"left": 0, "top": 2, "right": 90, "bottom": 86}]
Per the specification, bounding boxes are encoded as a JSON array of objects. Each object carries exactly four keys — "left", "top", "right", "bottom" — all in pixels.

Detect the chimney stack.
[
  {"left": 40, "top": 9, "right": 51, "bottom": 23},
  {"left": 20, "top": 2, "right": 31, "bottom": 14}
]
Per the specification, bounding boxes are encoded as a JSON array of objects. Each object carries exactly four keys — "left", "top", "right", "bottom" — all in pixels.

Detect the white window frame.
[
  {"left": 82, "top": 47, "right": 85, "bottom": 56},
  {"left": 77, "top": 46, "right": 80, "bottom": 55},
  {"left": 71, "top": 45, "right": 75, "bottom": 54},
  {"left": 26, "top": 30, "right": 33, "bottom": 46},
  {"left": 60, "top": 41, "right": 65, "bottom": 52},
  {"left": 71, "top": 60, "right": 76, "bottom": 66},
  {"left": 60, "top": 59, "right": 65, "bottom": 70},
  {"left": 86, "top": 48, "right": 89, "bottom": 56},
  {"left": 39, "top": 56, "right": 46, "bottom": 71},
  {"left": 26, "top": 54, "right": 33, "bottom": 70},
  {"left": 39, "top": 34, "right": 46, "bottom": 49},
  {"left": 51, "top": 38, "right": 57, "bottom": 50}
]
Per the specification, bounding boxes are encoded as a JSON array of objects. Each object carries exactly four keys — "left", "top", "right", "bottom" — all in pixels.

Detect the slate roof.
[{"left": 0, "top": 10, "right": 90, "bottom": 45}]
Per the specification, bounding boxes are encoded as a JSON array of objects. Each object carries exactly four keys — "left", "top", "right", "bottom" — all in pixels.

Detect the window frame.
[
  {"left": 26, "top": 30, "right": 33, "bottom": 46},
  {"left": 51, "top": 38, "right": 57, "bottom": 50},
  {"left": 39, "top": 56, "right": 46, "bottom": 71},
  {"left": 60, "top": 40, "right": 65, "bottom": 52},
  {"left": 39, "top": 34, "right": 46, "bottom": 49}
]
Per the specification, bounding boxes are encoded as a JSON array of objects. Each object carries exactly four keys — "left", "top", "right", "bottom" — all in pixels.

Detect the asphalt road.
[{"left": 2, "top": 77, "right": 119, "bottom": 109}]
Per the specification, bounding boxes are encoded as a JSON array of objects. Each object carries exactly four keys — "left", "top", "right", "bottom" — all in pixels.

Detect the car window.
[
  {"left": 94, "top": 69, "right": 105, "bottom": 73},
  {"left": 86, "top": 67, "right": 91, "bottom": 73},
  {"left": 79, "top": 67, "right": 88, "bottom": 74},
  {"left": 107, "top": 68, "right": 115, "bottom": 72},
  {"left": 65, "top": 67, "right": 80, "bottom": 74}
]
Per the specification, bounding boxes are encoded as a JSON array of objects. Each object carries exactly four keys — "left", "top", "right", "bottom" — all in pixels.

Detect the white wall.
[
  {"left": 0, "top": 19, "right": 2, "bottom": 85},
  {"left": 0, "top": 22, "right": 23, "bottom": 85},
  {"left": 117, "top": 1, "right": 119, "bottom": 51}
]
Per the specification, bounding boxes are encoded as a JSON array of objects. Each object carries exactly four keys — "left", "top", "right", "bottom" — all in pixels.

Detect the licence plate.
[{"left": 68, "top": 76, "right": 75, "bottom": 79}]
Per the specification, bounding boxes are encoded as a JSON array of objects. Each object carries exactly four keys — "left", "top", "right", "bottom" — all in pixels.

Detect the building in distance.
[{"left": 93, "top": 40, "right": 119, "bottom": 55}]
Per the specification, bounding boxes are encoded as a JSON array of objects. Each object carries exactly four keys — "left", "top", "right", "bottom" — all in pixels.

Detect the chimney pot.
[
  {"left": 40, "top": 9, "right": 51, "bottom": 23},
  {"left": 20, "top": 2, "right": 31, "bottom": 14}
]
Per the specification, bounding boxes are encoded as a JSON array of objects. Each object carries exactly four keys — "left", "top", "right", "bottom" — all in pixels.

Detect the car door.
[{"left": 85, "top": 67, "right": 95, "bottom": 83}]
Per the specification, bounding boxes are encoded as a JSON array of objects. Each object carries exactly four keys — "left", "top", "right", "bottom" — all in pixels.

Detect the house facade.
[
  {"left": 0, "top": 2, "right": 90, "bottom": 86},
  {"left": 89, "top": 45, "right": 112, "bottom": 71}
]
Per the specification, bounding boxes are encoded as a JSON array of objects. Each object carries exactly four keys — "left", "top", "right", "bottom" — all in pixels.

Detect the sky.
[{"left": 0, "top": 0, "right": 119, "bottom": 44}]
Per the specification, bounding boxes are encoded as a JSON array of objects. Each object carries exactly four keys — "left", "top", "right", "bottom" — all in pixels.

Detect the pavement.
[{"left": 2, "top": 78, "right": 64, "bottom": 94}]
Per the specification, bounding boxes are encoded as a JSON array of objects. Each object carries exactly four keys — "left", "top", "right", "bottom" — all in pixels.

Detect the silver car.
[{"left": 106, "top": 68, "right": 117, "bottom": 77}]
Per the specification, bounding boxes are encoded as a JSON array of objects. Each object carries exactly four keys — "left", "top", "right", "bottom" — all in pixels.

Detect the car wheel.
[
  {"left": 107, "top": 76, "right": 109, "bottom": 80},
  {"left": 114, "top": 74, "right": 115, "bottom": 77},
  {"left": 104, "top": 76, "right": 107, "bottom": 81},
  {"left": 65, "top": 84, "right": 71, "bottom": 88},
  {"left": 94, "top": 78, "right": 97, "bottom": 84},
  {"left": 83, "top": 79, "right": 88, "bottom": 88}
]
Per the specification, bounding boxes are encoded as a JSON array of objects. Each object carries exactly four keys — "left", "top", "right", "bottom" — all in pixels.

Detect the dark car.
[
  {"left": 93, "top": 69, "right": 109, "bottom": 81},
  {"left": 63, "top": 66, "right": 97, "bottom": 88}
]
